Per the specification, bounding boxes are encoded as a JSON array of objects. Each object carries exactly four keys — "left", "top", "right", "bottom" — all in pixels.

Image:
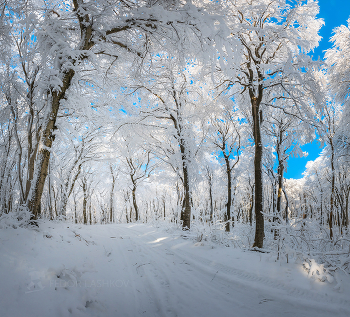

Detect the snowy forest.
[{"left": 1, "top": 1, "right": 350, "bottom": 315}]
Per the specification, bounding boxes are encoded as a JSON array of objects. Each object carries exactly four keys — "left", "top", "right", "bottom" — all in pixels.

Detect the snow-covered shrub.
[
  {"left": 0, "top": 206, "right": 32, "bottom": 229},
  {"left": 265, "top": 214, "right": 350, "bottom": 283}
]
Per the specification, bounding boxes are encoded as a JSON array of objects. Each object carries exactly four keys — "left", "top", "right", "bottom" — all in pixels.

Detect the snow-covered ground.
[{"left": 0, "top": 221, "right": 349, "bottom": 317}]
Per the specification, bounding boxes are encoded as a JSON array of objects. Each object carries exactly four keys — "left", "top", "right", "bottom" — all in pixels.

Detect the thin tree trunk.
[
  {"left": 207, "top": 168, "right": 214, "bottom": 223},
  {"left": 224, "top": 154, "right": 232, "bottom": 232},
  {"left": 329, "top": 140, "right": 335, "bottom": 240},
  {"left": 276, "top": 163, "right": 284, "bottom": 216},
  {"left": 82, "top": 180, "right": 87, "bottom": 225},
  {"left": 109, "top": 165, "right": 116, "bottom": 223},
  {"left": 345, "top": 187, "right": 349, "bottom": 228},
  {"left": 249, "top": 182, "right": 254, "bottom": 226},
  {"left": 132, "top": 185, "right": 139, "bottom": 221}
]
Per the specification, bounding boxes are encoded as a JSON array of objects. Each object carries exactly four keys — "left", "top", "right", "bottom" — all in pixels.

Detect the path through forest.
[{"left": 0, "top": 222, "right": 349, "bottom": 317}]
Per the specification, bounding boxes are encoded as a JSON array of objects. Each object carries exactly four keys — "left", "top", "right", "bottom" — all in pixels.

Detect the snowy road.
[{"left": 1, "top": 222, "right": 350, "bottom": 317}]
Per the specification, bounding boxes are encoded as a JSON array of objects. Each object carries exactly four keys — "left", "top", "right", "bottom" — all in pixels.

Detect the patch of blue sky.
[
  {"left": 284, "top": 0, "right": 350, "bottom": 179},
  {"left": 312, "top": 0, "right": 350, "bottom": 61},
  {"left": 285, "top": 139, "right": 323, "bottom": 179}
]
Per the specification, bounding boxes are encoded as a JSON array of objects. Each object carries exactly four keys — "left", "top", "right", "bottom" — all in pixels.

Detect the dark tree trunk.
[
  {"left": 329, "top": 140, "right": 335, "bottom": 240},
  {"left": 345, "top": 187, "right": 350, "bottom": 228},
  {"left": 276, "top": 163, "right": 284, "bottom": 215},
  {"left": 175, "top": 126, "right": 191, "bottom": 230},
  {"left": 224, "top": 154, "right": 232, "bottom": 232},
  {"left": 132, "top": 185, "right": 139, "bottom": 221},
  {"left": 207, "top": 169, "right": 214, "bottom": 223},
  {"left": 251, "top": 95, "right": 264, "bottom": 248},
  {"left": 163, "top": 196, "right": 166, "bottom": 220},
  {"left": 109, "top": 166, "right": 116, "bottom": 223},
  {"left": 82, "top": 180, "right": 87, "bottom": 225},
  {"left": 249, "top": 180, "right": 254, "bottom": 226},
  {"left": 181, "top": 160, "right": 191, "bottom": 230}
]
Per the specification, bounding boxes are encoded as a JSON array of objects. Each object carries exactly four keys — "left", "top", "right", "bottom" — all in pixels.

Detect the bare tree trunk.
[
  {"left": 82, "top": 179, "right": 88, "bottom": 225},
  {"left": 73, "top": 192, "right": 78, "bottom": 224},
  {"left": 181, "top": 160, "right": 191, "bottom": 229},
  {"left": 283, "top": 188, "right": 289, "bottom": 224},
  {"left": 9, "top": 104, "right": 25, "bottom": 203},
  {"left": 329, "top": 140, "right": 335, "bottom": 240},
  {"left": 179, "top": 137, "right": 191, "bottom": 230},
  {"left": 26, "top": 0, "right": 96, "bottom": 219},
  {"left": 89, "top": 199, "right": 92, "bottom": 225},
  {"left": 126, "top": 208, "right": 129, "bottom": 223},
  {"left": 345, "top": 187, "right": 350, "bottom": 228},
  {"left": 206, "top": 167, "right": 214, "bottom": 223},
  {"left": 132, "top": 185, "right": 139, "bottom": 221},
  {"left": 224, "top": 154, "right": 232, "bottom": 232},
  {"left": 27, "top": 70, "right": 75, "bottom": 219},
  {"left": 24, "top": 73, "right": 41, "bottom": 203},
  {"left": 249, "top": 178, "right": 254, "bottom": 226},
  {"left": 251, "top": 95, "right": 264, "bottom": 248},
  {"left": 276, "top": 163, "right": 284, "bottom": 216},
  {"left": 109, "top": 165, "right": 116, "bottom": 223},
  {"left": 162, "top": 195, "right": 166, "bottom": 220}
]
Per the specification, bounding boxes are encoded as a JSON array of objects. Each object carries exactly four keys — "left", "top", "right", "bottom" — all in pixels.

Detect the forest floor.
[{"left": 0, "top": 221, "right": 350, "bottom": 317}]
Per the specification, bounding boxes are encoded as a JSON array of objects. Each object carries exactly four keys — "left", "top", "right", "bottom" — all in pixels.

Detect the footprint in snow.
[{"left": 259, "top": 298, "right": 274, "bottom": 304}]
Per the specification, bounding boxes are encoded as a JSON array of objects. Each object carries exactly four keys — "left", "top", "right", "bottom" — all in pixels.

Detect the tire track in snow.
[
  {"left": 102, "top": 226, "right": 175, "bottom": 317},
  {"left": 176, "top": 247, "right": 350, "bottom": 309},
  {"left": 113, "top": 226, "right": 287, "bottom": 317},
  {"left": 113, "top": 226, "right": 251, "bottom": 317},
  {"left": 121, "top": 225, "right": 350, "bottom": 316}
]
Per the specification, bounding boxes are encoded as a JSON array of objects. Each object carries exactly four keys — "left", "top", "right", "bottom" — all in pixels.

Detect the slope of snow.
[{"left": 0, "top": 221, "right": 349, "bottom": 317}]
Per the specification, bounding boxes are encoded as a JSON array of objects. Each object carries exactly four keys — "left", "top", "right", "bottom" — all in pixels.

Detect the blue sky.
[{"left": 285, "top": 0, "right": 350, "bottom": 179}]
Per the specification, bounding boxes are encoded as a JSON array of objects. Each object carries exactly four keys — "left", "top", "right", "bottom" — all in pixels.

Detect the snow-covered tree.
[
  {"left": 209, "top": 102, "right": 244, "bottom": 232},
  {"left": 214, "top": 0, "right": 323, "bottom": 247},
  {"left": 128, "top": 55, "right": 209, "bottom": 229},
  {"left": 24, "top": 0, "right": 214, "bottom": 220},
  {"left": 326, "top": 17, "right": 350, "bottom": 103},
  {"left": 325, "top": 16, "right": 350, "bottom": 160}
]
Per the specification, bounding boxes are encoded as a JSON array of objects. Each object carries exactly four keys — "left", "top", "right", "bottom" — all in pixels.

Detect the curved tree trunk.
[
  {"left": 27, "top": 70, "right": 75, "bottom": 219},
  {"left": 25, "top": 0, "right": 126, "bottom": 219}
]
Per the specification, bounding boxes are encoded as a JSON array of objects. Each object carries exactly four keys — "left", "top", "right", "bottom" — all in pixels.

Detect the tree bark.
[
  {"left": 26, "top": 69, "right": 75, "bottom": 219},
  {"left": 224, "top": 154, "right": 232, "bottom": 232},
  {"left": 179, "top": 138, "right": 191, "bottom": 230},
  {"left": 251, "top": 95, "right": 264, "bottom": 248},
  {"left": 206, "top": 167, "right": 214, "bottom": 223},
  {"left": 276, "top": 160, "right": 284, "bottom": 216},
  {"left": 181, "top": 160, "right": 191, "bottom": 229},
  {"left": 109, "top": 165, "right": 116, "bottom": 223},
  {"left": 25, "top": 0, "right": 129, "bottom": 218},
  {"left": 82, "top": 179, "right": 88, "bottom": 225},
  {"left": 132, "top": 185, "right": 139, "bottom": 221},
  {"left": 329, "top": 139, "right": 335, "bottom": 240}
]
